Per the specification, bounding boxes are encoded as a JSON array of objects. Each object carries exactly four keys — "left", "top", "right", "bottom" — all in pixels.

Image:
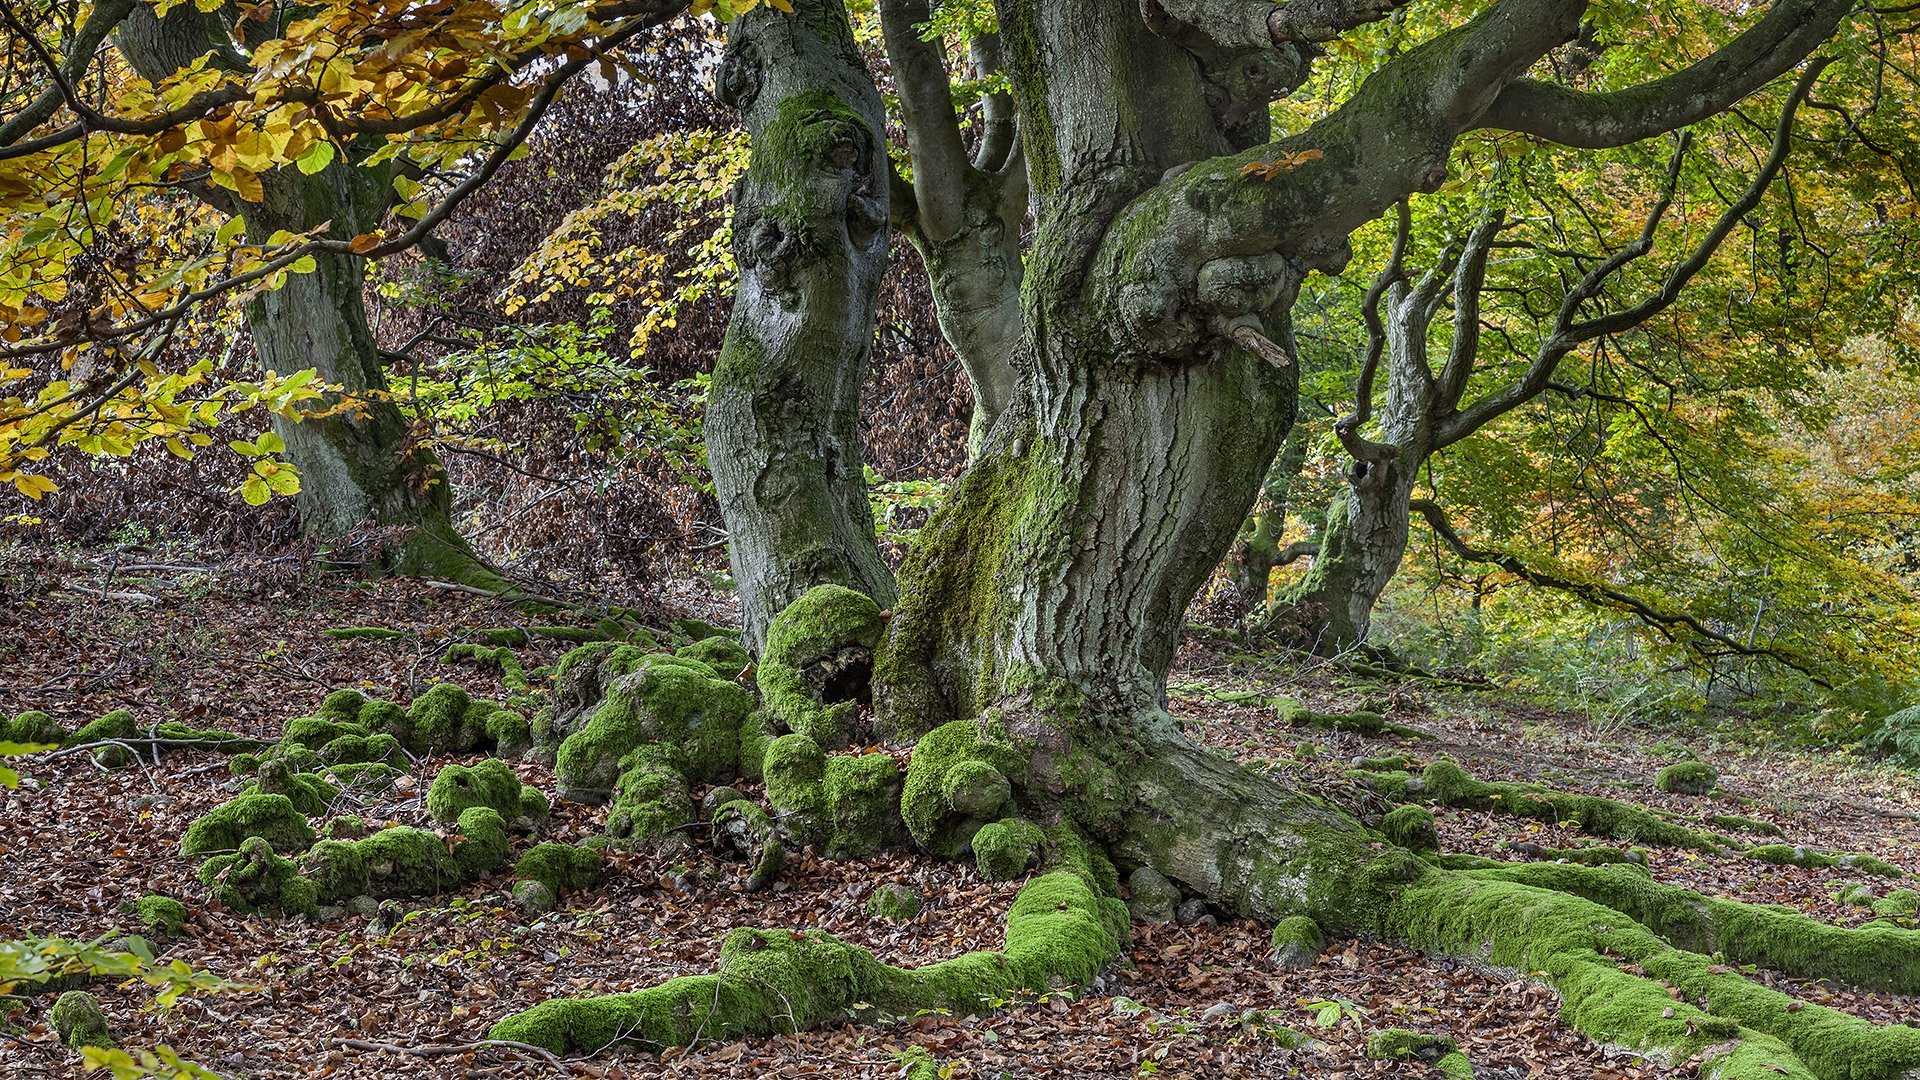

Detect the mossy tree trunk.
[
  {"left": 707, "top": 0, "right": 898, "bottom": 651},
  {"left": 115, "top": 4, "right": 492, "bottom": 582}
]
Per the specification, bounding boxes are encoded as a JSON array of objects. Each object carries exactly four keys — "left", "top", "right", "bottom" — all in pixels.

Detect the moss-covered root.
[
  {"left": 1362, "top": 759, "right": 1719, "bottom": 851},
  {"left": 1467, "top": 861, "right": 1920, "bottom": 996},
  {"left": 487, "top": 863, "right": 1127, "bottom": 1056},
  {"left": 1388, "top": 871, "right": 1920, "bottom": 1080},
  {"left": 762, "top": 734, "right": 906, "bottom": 857},
  {"left": 756, "top": 585, "right": 888, "bottom": 749}
]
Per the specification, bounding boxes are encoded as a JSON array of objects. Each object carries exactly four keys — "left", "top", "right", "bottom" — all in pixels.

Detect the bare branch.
[
  {"left": 1478, "top": 0, "right": 1849, "bottom": 148},
  {"left": 1410, "top": 499, "right": 1831, "bottom": 687},
  {"left": 1434, "top": 213, "right": 1505, "bottom": 408},
  {"left": 0, "top": 0, "right": 134, "bottom": 146},
  {"left": 1335, "top": 199, "right": 1408, "bottom": 464}
]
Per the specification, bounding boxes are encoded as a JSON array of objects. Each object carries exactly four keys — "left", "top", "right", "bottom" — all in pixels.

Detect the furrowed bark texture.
[
  {"left": 707, "top": 0, "right": 897, "bottom": 651},
  {"left": 116, "top": 6, "right": 478, "bottom": 576}
]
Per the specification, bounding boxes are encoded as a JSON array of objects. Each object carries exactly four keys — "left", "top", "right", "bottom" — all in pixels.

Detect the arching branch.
[
  {"left": 1410, "top": 499, "right": 1832, "bottom": 687},
  {"left": 878, "top": 0, "right": 973, "bottom": 240}
]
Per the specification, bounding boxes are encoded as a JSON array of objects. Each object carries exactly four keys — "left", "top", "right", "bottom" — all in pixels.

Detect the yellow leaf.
[{"left": 11, "top": 473, "right": 56, "bottom": 499}]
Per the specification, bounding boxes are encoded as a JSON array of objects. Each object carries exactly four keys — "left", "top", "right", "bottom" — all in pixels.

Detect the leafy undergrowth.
[{"left": 2, "top": 546, "right": 1916, "bottom": 1077}]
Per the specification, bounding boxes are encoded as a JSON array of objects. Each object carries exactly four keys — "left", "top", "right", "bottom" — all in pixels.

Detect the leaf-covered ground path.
[{"left": 3, "top": 546, "right": 1916, "bottom": 1077}]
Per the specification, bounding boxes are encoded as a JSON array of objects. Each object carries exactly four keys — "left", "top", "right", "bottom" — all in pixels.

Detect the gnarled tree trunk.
[{"left": 706, "top": 0, "right": 897, "bottom": 651}]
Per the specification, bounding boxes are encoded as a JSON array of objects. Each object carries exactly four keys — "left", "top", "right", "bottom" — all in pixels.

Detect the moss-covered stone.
[
  {"left": 454, "top": 807, "right": 511, "bottom": 879},
  {"left": 357, "top": 826, "right": 461, "bottom": 898},
  {"left": 1655, "top": 760, "right": 1717, "bottom": 796},
  {"left": 2, "top": 709, "right": 66, "bottom": 745},
  {"left": 515, "top": 843, "right": 604, "bottom": 894},
  {"left": 1268, "top": 915, "right": 1324, "bottom": 971},
  {"left": 1380, "top": 805, "right": 1438, "bottom": 852},
  {"left": 677, "top": 635, "right": 751, "bottom": 681},
  {"left": 554, "top": 654, "right": 756, "bottom": 801},
  {"left": 427, "top": 759, "right": 542, "bottom": 825},
  {"left": 1127, "top": 865, "right": 1182, "bottom": 924},
  {"left": 606, "top": 744, "right": 694, "bottom": 844},
  {"left": 514, "top": 878, "right": 558, "bottom": 915},
  {"left": 315, "top": 732, "right": 408, "bottom": 768},
  {"left": 973, "top": 818, "right": 1043, "bottom": 881},
  {"left": 281, "top": 716, "right": 365, "bottom": 751},
  {"left": 1366, "top": 1029, "right": 1471, "bottom": 1077},
  {"left": 126, "top": 894, "right": 188, "bottom": 938},
  {"left": 244, "top": 759, "right": 340, "bottom": 816},
  {"left": 757, "top": 585, "right": 886, "bottom": 748},
  {"left": 486, "top": 868, "right": 1125, "bottom": 1056},
  {"left": 399, "top": 682, "right": 475, "bottom": 756},
  {"left": 710, "top": 798, "right": 784, "bottom": 891},
  {"left": 50, "top": 990, "right": 112, "bottom": 1048},
  {"left": 318, "top": 689, "right": 369, "bottom": 721},
  {"left": 180, "top": 793, "right": 315, "bottom": 858},
  {"left": 867, "top": 883, "right": 922, "bottom": 921},
  {"left": 299, "top": 839, "right": 370, "bottom": 902}
]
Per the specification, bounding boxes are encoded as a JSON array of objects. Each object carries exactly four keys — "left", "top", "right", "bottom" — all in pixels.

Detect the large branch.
[
  {"left": 1437, "top": 61, "right": 1824, "bottom": 447},
  {"left": 877, "top": 0, "right": 973, "bottom": 240},
  {"left": 1477, "top": 0, "right": 1850, "bottom": 148},
  {"left": 1145, "top": 0, "right": 1409, "bottom": 49},
  {"left": 1410, "top": 499, "right": 1832, "bottom": 686}
]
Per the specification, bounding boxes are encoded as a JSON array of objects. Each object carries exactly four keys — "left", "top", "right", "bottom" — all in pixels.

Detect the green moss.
[
  {"left": 866, "top": 883, "right": 922, "bottom": 921},
  {"left": 427, "top": 759, "right": 540, "bottom": 824},
  {"left": 757, "top": 585, "right": 886, "bottom": 749},
  {"left": 400, "top": 682, "right": 474, "bottom": 756},
  {"left": 710, "top": 798, "right": 785, "bottom": 891},
  {"left": 316, "top": 732, "right": 407, "bottom": 768},
  {"left": 150, "top": 721, "right": 262, "bottom": 753},
  {"left": 484, "top": 707, "right": 534, "bottom": 757},
  {"left": 554, "top": 654, "right": 755, "bottom": 800},
  {"left": 902, "top": 721, "right": 1027, "bottom": 858},
  {"left": 1268, "top": 915, "right": 1323, "bottom": 971},
  {"left": 1380, "top": 805, "right": 1438, "bottom": 852},
  {"left": 1874, "top": 890, "right": 1920, "bottom": 918},
  {"left": 892, "top": 1045, "right": 941, "bottom": 1080},
  {"left": 1364, "top": 759, "right": 1718, "bottom": 851},
  {"left": 318, "top": 689, "right": 369, "bottom": 721},
  {"left": 1710, "top": 814, "right": 1785, "bottom": 838},
  {"left": 1365, "top": 1028, "right": 1459, "bottom": 1063},
  {"left": 281, "top": 716, "right": 365, "bottom": 751},
  {"left": 356, "top": 698, "right": 406, "bottom": 736},
  {"left": 1655, "top": 760, "right": 1717, "bottom": 795},
  {"left": 487, "top": 869, "right": 1123, "bottom": 1056},
  {"left": 606, "top": 745, "right": 694, "bottom": 843},
  {"left": 299, "top": 839, "right": 369, "bottom": 902},
  {"left": 454, "top": 807, "right": 511, "bottom": 879},
  {"left": 763, "top": 735, "right": 904, "bottom": 856},
  {"left": 64, "top": 708, "right": 136, "bottom": 747},
  {"left": 1746, "top": 844, "right": 1906, "bottom": 879},
  {"left": 445, "top": 643, "right": 530, "bottom": 692},
  {"left": 973, "top": 818, "right": 1043, "bottom": 881},
  {"left": 515, "top": 843, "right": 604, "bottom": 894},
  {"left": 356, "top": 826, "right": 460, "bottom": 897},
  {"left": 324, "top": 762, "right": 396, "bottom": 793},
  {"left": 198, "top": 836, "right": 318, "bottom": 916},
  {"left": 50, "top": 990, "right": 112, "bottom": 1048},
  {"left": 127, "top": 894, "right": 188, "bottom": 938},
  {"left": 243, "top": 760, "right": 340, "bottom": 816},
  {"left": 677, "top": 636, "right": 750, "bottom": 681},
  {"left": 180, "top": 793, "right": 315, "bottom": 858},
  {"left": 4, "top": 709, "right": 66, "bottom": 744}
]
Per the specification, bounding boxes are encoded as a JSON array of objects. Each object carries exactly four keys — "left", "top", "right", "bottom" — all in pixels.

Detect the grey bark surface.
[{"left": 707, "top": 0, "right": 898, "bottom": 651}]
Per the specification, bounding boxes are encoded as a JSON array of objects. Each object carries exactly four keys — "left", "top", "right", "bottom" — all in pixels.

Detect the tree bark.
[
  {"left": 114, "top": 4, "right": 487, "bottom": 580},
  {"left": 1221, "top": 421, "right": 1314, "bottom": 617},
  {"left": 706, "top": 0, "right": 897, "bottom": 652}
]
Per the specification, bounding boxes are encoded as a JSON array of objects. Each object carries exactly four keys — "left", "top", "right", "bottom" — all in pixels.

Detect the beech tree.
[
  {"left": 1270, "top": 95, "right": 1809, "bottom": 653},
  {"left": 483, "top": 1, "right": 1920, "bottom": 1073}
]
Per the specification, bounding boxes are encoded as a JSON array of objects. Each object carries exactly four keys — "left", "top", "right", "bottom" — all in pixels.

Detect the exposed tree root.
[{"left": 486, "top": 854, "right": 1127, "bottom": 1055}]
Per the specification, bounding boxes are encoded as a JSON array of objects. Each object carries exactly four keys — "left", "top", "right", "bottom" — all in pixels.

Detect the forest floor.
[{"left": 2, "top": 541, "right": 1917, "bottom": 1079}]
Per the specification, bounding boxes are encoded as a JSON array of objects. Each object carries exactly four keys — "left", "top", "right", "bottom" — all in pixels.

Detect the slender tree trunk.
[
  {"left": 707, "top": 0, "right": 896, "bottom": 651},
  {"left": 115, "top": 5, "right": 488, "bottom": 581},
  {"left": 1222, "top": 421, "right": 1313, "bottom": 616}
]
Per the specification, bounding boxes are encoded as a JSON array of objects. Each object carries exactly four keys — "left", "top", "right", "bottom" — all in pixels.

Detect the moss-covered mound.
[
  {"left": 126, "top": 894, "right": 189, "bottom": 938},
  {"left": 901, "top": 721, "right": 1026, "bottom": 860},
  {"left": 763, "top": 734, "right": 906, "bottom": 857},
  {"left": 1359, "top": 758, "right": 1717, "bottom": 851},
  {"left": 51, "top": 990, "right": 112, "bottom": 1048},
  {"left": 180, "top": 793, "right": 315, "bottom": 858},
  {"left": 755, "top": 585, "right": 886, "bottom": 749},
  {"left": 1655, "top": 759, "right": 1717, "bottom": 795},
  {"left": 552, "top": 652, "right": 759, "bottom": 802},
  {"left": 2, "top": 709, "right": 67, "bottom": 745},
  {"left": 426, "top": 759, "right": 548, "bottom": 824},
  {"left": 515, "top": 843, "right": 604, "bottom": 894},
  {"left": 487, "top": 836, "right": 1128, "bottom": 1056}
]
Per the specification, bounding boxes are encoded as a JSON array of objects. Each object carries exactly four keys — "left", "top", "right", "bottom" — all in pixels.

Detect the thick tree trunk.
[
  {"left": 1276, "top": 450, "right": 1423, "bottom": 651},
  {"left": 707, "top": 0, "right": 897, "bottom": 651}
]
